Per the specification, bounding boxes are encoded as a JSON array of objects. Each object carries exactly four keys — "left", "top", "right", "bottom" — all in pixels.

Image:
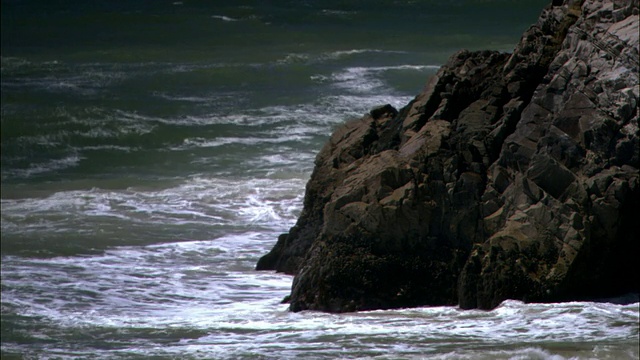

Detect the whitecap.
[
  {"left": 211, "top": 15, "right": 238, "bottom": 22},
  {"left": 318, "top": 94, "right": 415, "bottom": 116},
  {"left": 4, "top": 154, "right": 83, "bottom": 179},
  {"left": 277, "top": 53, "right": 311, "bottom": 64},
  {"left": 330, "top": 67, "right": 387, "bottom": 93},
  {"left": 162, "top": 62, "right": 248, "bottom": 74},
  {"left": 151, "top": 92, "right": 218, "bottom": 103},
  {"left": 310, "top": 74, "right": 330, "bottom": 83},
  {"left": 1, "top": 175, "right": 305, "bottom": 237},
  {"left": 0, "top": 230, "right": 293, "bottom": 331},
  {"left": 173, "top": 135, "right": 313, "bottom": 150},
  {"left": 324, "top": 64, "right": 440, "bottom": 94},
  {"left": 277, "top": 49, "right": 408, "bottom": 65},
  {"left": 143, "top": 95, "right": 408, "bottom": 130},
  {"left": 3, "top": 233, "right": 638, "bottom": 360},
  {"left": 3, "top": 64, "right": 129, "bottom": 95},
  {"left": 320, "top": 9, "right": 357, "bottom": 17},
  {"left": 327, "top": 49, "right": 408, "bottom": 59},
  {"left": 0, "top": 56, "right": 31, "bottom": 69},
  {"left": 81, "top": 145, "right": 136, "bottom": 152},
  {"left": 429, "top": 346, "right": 581, "bottom": 360},
  {"left": 4, "top": 108, "right": 157, "bottom": 154}
]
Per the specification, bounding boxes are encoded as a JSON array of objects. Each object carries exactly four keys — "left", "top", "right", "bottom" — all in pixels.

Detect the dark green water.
[{"left": 2, "top": 1, "right": 638, "bottom": 359}]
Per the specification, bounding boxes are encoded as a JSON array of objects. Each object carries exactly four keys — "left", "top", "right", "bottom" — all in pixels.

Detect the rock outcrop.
[{"left": 257, "top": 0, "right": 639, "bottom": 312}]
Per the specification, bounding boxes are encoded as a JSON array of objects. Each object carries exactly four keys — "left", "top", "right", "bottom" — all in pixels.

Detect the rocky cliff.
[{"left": 257, "top": 0, "right": 640, "bottom": 312}]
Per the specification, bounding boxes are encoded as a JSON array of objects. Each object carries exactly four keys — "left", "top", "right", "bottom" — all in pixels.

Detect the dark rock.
[
  {"left": 257, "top": 0, "right": 639, "bottom": 312},
  {"left": 369, "top": 104, "right": 398, "bottom": 120}
]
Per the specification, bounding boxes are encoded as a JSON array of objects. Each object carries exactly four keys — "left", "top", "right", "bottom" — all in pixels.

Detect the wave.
[
  {"left": 1, "top": 59, "right": 253, "bottom": 97},
  {"left": 1, "top": 175, "right": 305, "bottom": 240},
  {"left": 162, "top": 62, "right": 256, "bottom": 74},
  {"left": 277, "top": 48, "right": 409, "bottom": 65},
  {"left": 318, "top": 94, "right": 415, "bottom": 115},
  {"left": 314, "top": 64, "right": 440, "bottom": 94},
  {"left": 0, "top": 230, "right": 291, "bottom": 325},
  {"left": 173, "top": 135, "right": 314, "bottom": 150},
  {"left": 1, "top": 90, "right": 412, "bottom": 182},
  {"left": 1, "top": 56, "right": 32, "bottom": 68},
  {"left": 2, "top": 154, "right": 83, "bottom": 179},
  {"left": 1, "top": 107, "right": 158, "bottom": 152},
  {"left": 2, "top": 237, "right": 637, "bottom": 360},
  {"left": 211, "top": 15, "right": 239, "bottom": 22},
  {"left": 320, "top": 9, "right": 357, "bottom": 17},
  {"left": 81, "top": 145, "right": 137, "bottom": 152},
  {"left": 155, "top": 92, "right": 412, "bottom": 128},
  {"left": 430, "top": 346, "right": 623, "bottom": 360},
  {"left": 329, "top": 49, "right": 408, "bottom": 58},
  {"left": 1, "top": 62, "right": 129, "bottom": 95},
  {"left": 1, "top": 56, "right": 63, "bottom": 72},
  {"left": 152, "top": 92, "right": 232, "bottom": 103}
]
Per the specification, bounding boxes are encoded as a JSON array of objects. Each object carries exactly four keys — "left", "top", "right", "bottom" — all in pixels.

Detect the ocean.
[{"left": 1, "top": 1, "right": 638, "bottom": 359}]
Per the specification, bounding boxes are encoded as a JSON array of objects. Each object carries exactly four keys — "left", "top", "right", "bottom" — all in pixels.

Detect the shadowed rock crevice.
[{"left": 257, "top": 0, "right": 639, "bottom": 312}]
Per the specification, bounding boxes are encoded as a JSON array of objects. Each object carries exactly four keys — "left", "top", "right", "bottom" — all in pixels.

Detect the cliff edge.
[{"left": 257, "top": 0, "right": 639, "bottom": 312}]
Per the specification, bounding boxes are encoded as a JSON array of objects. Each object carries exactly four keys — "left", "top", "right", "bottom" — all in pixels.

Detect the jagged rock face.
[
  {"left": 459, "top": 0, "right": 640, "bottom": 309},
  {"left": 257, "top": 0, "right": 639, "bottom": 312}
]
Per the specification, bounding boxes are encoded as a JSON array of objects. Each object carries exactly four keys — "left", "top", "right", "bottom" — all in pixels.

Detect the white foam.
[
  {"left": 428, "top": 347, "right": 579, "bottom": 360},
  {"left": 82, "top": 145, "right": 136, "bottom": 152},
  {"left": 259, "top": 154, "right": 300, "bottom": 166},
  {"left": 277, "top": 53, "right": 311, "bottom": 64},
  {"left": 1, "top": 175, "right": 305, "bottom": 237},
  {"left": 3, "top": 236, "right": 638, "bottom": 360},
  {"left": 152, "top": 92, "right": 222, "bottom": 103},
  {"left": 5, "top": 66, "right": 128, "bottom": 95},
  {"left": 113, "top": 92, "right": 410, "bottom": 133},
  {"left": 5, "top": 154, "right": 83, "bottom": 179},
  {"left": 1, "top": 56, "right": 31, "bottom": 68},
  {"left": 162, "top": 61, "right": 251, "bottom": 74},
  {"left": 319, "top": 94, "right": 415, "bottom": 116},
  {"left": 0, "top": 231, "right": 293, "bottom": 333},
  {"left": 211, "top": 15, "right": 238, "bottom": 22},
  {"left": 326, "top": 65, "right": 440, "bottom": 94},
  {"left": 328, "top": 49, "right": 408, "bottom": 58},
  {"left": 331, "top": 67, "right": 386, "bottom": 93},
  {"left": 320, "top": 9, "right": 356, "bottom": 17},
  {"left": 174, "top": 135, "right": 313, "bottom": 150},
  {"left": 277, "top": 49, "right": 409, "bottom": 65}
]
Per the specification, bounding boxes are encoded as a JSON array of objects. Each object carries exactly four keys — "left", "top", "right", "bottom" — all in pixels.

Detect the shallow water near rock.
[{"left": 1, "top": 1, "right": 638, "bottom": 359}]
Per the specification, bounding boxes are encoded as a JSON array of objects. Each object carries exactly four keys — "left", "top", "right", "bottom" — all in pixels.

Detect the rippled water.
[{"left": 2, "top": 1, "right": 638, "bottom": 359}]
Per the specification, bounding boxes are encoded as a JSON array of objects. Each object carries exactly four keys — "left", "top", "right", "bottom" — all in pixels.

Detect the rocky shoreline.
[{"left": 257, "top": 0, "right": 639, "bottom": 312}]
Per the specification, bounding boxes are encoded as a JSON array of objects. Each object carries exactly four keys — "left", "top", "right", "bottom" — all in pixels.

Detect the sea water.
[{"left": 2, "top": 1, "right": 638, "bottom": 359}]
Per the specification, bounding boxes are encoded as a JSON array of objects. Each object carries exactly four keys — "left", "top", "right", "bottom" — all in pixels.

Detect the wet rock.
[{"left": 257, "top": 0, "right": 639, "bottom": 312}]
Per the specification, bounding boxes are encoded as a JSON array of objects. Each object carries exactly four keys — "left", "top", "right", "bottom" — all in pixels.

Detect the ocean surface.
[{"left": 1, "top": 1, "right": 638, "bottom": 359}]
